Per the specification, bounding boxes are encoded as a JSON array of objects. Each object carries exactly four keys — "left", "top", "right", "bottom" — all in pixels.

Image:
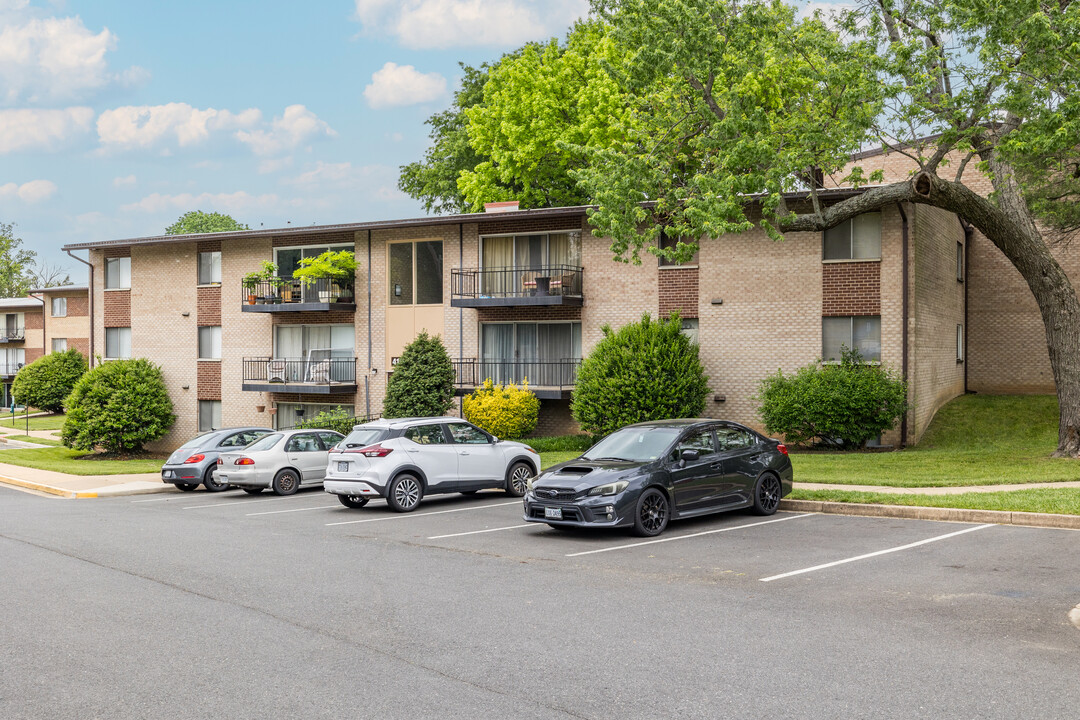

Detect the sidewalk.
[
  {"left": 796, "top": 480, "right": 1080, "bottom": 494},
  {"left": 0, "top": 461, "right": 169, "bottom": 498}
]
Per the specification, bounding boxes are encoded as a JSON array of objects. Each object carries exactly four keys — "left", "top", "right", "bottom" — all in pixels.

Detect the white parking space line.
[
  {"left": 759, "top": 523, "right": 995, "bottom": 583},
  {"left": 428, "top": 524, "right": 532, "bottom": 539},
  {"left": 246, "top": 505, "right": 341, "bottom": 517},
  {"left": 326, "top": 500, "right": 521, "bottom": 526},
  {"left": 565, "top": 513, "right": 815, "bottom": 557},
  {"left": 130, "top": 496, "right": 179, "bottom": 503},
  {"left": 182, "top": 497, "right": 282, "bottom": 510}
]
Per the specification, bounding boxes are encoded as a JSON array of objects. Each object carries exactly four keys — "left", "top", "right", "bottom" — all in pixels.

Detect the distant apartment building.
[{"left": 61, "top": 182, "right": 1010, "bottom": 452}]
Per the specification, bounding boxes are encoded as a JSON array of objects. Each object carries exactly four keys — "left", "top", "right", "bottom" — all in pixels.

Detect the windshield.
[
  {"left": 179, "top": 432, "right": 216, "bottom": 450},
  {"left": 581, "top": 427, "right": 682, "bottom": 463},
  {"left": 341, "top": 427, "right": 390, "bottom": 449},
  {"left": 245, "top": 434, "right": 282, "bottom": 452}
]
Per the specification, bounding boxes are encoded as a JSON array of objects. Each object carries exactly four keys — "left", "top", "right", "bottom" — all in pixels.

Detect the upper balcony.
[
  {"left": 241, "top": 357, "right": 358, "bottom": 395},
  {"left": 450, "top": 265, "right": 583, "bottom": 308},
  {"left": 0, "top": 327, "right": 26, "bottom": 343},
  {"left": 241, "top": 277, "right": 356, "bottom": 313},
  {"left": 0, "top": 362, "right": 24, "bottom": 377},
  {"left": 451, "top": 358, "right": 581, "bottom": 399}
]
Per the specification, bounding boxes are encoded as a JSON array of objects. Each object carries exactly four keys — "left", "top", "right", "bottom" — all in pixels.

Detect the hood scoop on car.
[{"left": 555, "top": 466, "right": 595, "bottom": 475}]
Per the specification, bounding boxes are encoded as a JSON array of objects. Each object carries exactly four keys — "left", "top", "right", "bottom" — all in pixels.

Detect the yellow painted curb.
[
  {"left": 74, "top": 491, "right": 99, "bottom": 498},
  {"left": 0, "top": 475, "right": 75, "bottom": 498}
]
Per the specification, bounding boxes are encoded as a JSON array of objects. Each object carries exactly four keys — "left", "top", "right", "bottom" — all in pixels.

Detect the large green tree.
[
  {"left": 165, "top": 211, "right": 250, "bottom": 235},
  {"left": 568, "top": 0, "right": 1080, "bottom": 456},
  {"left": 0, "top": 222, "right": 37, "bottom": 297}
]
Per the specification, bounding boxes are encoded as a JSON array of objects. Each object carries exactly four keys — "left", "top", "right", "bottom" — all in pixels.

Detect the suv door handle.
[
  {"left": 709, "top": 463, "right": 721, "bottom": 469},
  {"left": 459, "top": 451, "right": 470, "bottom": 456}
]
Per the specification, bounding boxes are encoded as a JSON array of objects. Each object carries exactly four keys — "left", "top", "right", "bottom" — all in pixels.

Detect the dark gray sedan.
[
  {"left": 161, "top": 427, "right": 273, "bottom": 492},
  {"left": 523, "top": 419, "right": 793, "bottom": 537}
]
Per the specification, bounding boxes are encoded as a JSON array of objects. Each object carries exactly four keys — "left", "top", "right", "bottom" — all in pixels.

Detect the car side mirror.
[
  {"left": 491, "top": 436, "right": 499, "bottom": 444},
  {"left": 680, "top": 448, "right": 700, "bottom": 464}
]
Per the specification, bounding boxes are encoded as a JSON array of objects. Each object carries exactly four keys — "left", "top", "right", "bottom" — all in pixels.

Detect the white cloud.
[
  {"left": 120, "top": 191, "right": 300, "bottom": 215},
  {"left": 235, "top": 105, "right": 336, "bottom": 156},
  {"left": 0, "top": 1, "right": 30, "bottom": 11},
  {"left": 0, "top": 107, "right": 94, "bottom": 152},
  {"left": 363, "top": 62, "right": 447, "bottom": 109},
  {"left": 285, "top": 161, "right": 357, "bottom": 186},
  {"left": 353, "top": 0, "right": 589, "bottom": 49},
  {"left": 97, "top": 103, "right": 262, "bottom": 150},
  {"left": 0, "top": 179, "right": 57, "bottom": 203},
  {"left": 113, "top": 174, "right": 136, "bottom": 187},
  {"left": 0, "top": 16, "right": 142, "bottom": 104}
]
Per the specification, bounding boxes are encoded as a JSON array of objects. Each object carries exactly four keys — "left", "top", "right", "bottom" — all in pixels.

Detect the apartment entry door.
[{"left": 386, "top": 239, "right": 445, "bottom": 371}]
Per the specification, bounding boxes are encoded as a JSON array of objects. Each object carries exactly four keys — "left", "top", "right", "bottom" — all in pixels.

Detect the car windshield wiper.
[{"left": 589, "top": 456, "right": 632, "bottom": 462}]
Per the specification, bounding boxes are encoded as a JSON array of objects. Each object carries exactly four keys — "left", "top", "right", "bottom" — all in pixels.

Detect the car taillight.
[
  {"left": 352, "top": 443, "right": 392, "bottom": 458},
  {"left": 234, "top": 457, "right": 255, "bottom": 465},
  {"left": 776, "top": 443, "right": 788, "bottom": 456},
  {"left": 216, "top": 458, "right": 223, "bottom": 465},
  {"left": 183, "top": 454, "right": 205, "bottom": 464}
]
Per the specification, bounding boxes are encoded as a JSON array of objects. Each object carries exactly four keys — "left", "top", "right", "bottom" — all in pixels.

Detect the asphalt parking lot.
[{"left": 3, "top": 485, "right": 1080, "bottom": 719}]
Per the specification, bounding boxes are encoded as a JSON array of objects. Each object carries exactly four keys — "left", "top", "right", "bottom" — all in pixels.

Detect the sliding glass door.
[{"left": 480, "top": 322, "right": 581, "bottom": 386}]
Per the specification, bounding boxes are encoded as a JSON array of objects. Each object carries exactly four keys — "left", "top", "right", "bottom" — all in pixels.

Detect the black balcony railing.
[
  {"left": 452, "top": 358, "right": 581, "bottom": 389},
  {"left": 242, "top": 277, "right": 355, "bottom": 307},
  {"left": 243, "top": 357, "right": 357, "bottom": 386},
  {"left": 0, "top": 362, "right": 24, "bottom": 376},
  {"left": 451, "top": 265, "right": 583, "bottom": 303},
  {"left": 0, "top": 327, "right": 26, "bottom": 342}
]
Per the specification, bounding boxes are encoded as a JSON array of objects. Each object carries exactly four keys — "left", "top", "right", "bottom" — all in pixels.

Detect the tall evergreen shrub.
[
  {"left": 383, "top": 331, "right": 455, "bottom": 418},
  {"left": 12, "top": 349, "right": 87, "bottom": 412}
]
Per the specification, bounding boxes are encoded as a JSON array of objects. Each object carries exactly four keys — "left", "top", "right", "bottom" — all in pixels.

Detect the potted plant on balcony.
[
  {"left": 292, "top": 250, "right": 357, "bottom": 303},
  {"left": 243, "top": 261, "right": 283, "bottom": 304}
]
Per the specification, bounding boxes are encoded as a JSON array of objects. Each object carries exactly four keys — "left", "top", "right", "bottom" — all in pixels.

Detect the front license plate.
[
  {"left": 337, "top": 462, "right": 349, "bottom": 472},
  {"left": 544, "top": 507, "right": 563, "bottom": 520}
]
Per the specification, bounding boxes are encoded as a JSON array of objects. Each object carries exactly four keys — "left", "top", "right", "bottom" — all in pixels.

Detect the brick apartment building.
[
  {"left": 62, "top": 172, "right": 1036, "bottom": 453},
  {"left": 0, "top": 285, "right": 91, "bottom": 407}
]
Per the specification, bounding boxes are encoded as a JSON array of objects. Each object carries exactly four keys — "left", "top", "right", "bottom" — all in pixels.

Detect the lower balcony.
[
  {"left": 0, "top": 327, "right": 25, "bottom": 343},
  {"left": 452, "top": 358, "right": 581, "bottom": 399},
  {"left": 242, "top": 357, "right": 358, "bottom": 395}
]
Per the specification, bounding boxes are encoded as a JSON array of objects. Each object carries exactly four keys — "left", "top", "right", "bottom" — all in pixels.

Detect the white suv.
[{"left": 323, "top": 417, "right": 540, "bottom": 512}]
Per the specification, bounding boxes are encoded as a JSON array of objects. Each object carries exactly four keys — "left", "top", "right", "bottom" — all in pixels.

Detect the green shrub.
[
  {"left": 756, "top": 347, "right": 909, "bottom": 449},
  {"left": 62, "top": 359, "right": 176, "bottom": 453},
  {"left": 572, "top": 313, "right": 710, "bottom": 436},
  {"left": 12, "top": 349, "right": 87, "bottom": 412},
  {"left": 383, "top": 331, "right": 455, "bottom": 418},
  {"left": 463, "top": 379, "right": 540, "bottom": 439},
  {"left": 295, "top": 406, "right": 364, "bottom": 436}
]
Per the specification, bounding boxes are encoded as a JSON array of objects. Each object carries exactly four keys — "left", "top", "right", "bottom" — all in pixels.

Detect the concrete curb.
[
  {"left": 0, "top": 475, "right": 81, "bottom": 498},
  {"left": 779, "top": 499, "right": 1080, "bottom": 530},
  {"left": 0, "top": 476, "right": 173, "bottom": 498}
]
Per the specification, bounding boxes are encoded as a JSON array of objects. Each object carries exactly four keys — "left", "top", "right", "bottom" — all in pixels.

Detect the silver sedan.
[{"left": 215, "top": 428, "right": 344, "bottom": 496}]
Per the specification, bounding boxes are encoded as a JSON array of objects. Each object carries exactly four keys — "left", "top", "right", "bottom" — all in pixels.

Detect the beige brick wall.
[
  {"left": 908, "top": 203, "right": 966, "bottom": 441},
  {"left": 221, "top": 238, "right": 275, "bottom": 432}
]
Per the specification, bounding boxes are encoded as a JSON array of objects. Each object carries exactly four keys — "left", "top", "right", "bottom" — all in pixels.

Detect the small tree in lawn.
[
  {"left": 62, "top": 358, "right": 176, "bottom": 453},
  {"left": 383, "top": 331, "right": 455, "bottom": 418},
  {"left": 12, "top": 349, "right": 87, "bottom": 412},
  {"left": 572, "top": 313, "right": 710, "bottom": 436}
]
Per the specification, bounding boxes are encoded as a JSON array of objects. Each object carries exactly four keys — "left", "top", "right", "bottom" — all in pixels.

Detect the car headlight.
[
  {"left": 588, "top": 481, "right": 628, "bottom": 496},
  {"left": 526, "top": 477, "right": 536, "bottom": 492}
]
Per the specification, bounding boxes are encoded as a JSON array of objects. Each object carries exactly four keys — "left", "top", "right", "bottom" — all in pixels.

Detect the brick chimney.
[{"left": 483, "top": 201, "right": 520, "bottom": 213}]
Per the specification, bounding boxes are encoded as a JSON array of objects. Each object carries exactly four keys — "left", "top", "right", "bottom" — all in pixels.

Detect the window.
[
  {"left": 198, "top": 326, "right": 221, "bottom": 360},
  {"left": 957, "top": 324, "right": 964, "bottom": 362},
  {"left": 658, "top": 230, "right": 700, "bottom": 267},
  {"left": 105, "top": 327, "right": 131, "bottom": 359},
  {"left": 285, "top": 433, "right": 321, "bottom": 453},
  {"left": 52, "top": 338, "right": 67, "bottom": 353},
  {"left": 480, "top": 322, "right": 582, "bottom": 385},
  {"left": 198, "top": 400, "right": 221, "bottom": 432},
  {"left": 716, "top": 426, "right": 756, "bottom": 451},
  {"left": 672, "top": 429, "right": 716, "bottom": 461},
  {"left": 105, "top": 257, "right": 131, "bottom": 289},
  {"left": 390, "top": 240, "right": 443, "bottom": 305},
  {"left": 404, "top": 424, "right": 449, "bottom": 444},
  {"left": 822, "top": 316, "right": 881, "bottom": 362},
  {"left": 957, "top": 241, "right": 964, "bottom": 282},
  {"left": 680, "top": 318, "right": 699, "bottom": 344},
  {"left": 3, "top": 313, "right": 24, "bottom": 339},
  {"left": 1, "top": 348, "right": 25, "bottom": 375},
  {"left": 274, "top": 243, "right": 354, "bottom": 278},
  {"left": 823, "top": 213, "right": 881, "bottom": 261},
  {"left": 273, "top": 324, "right": 354, "bottom": 382},
  {"left": 275, "top": 403, "right": 353, "bottom": 430},
  {"left": 218, "top": 430, "right": 271, "bottom": 448},
  {"left": 447, "top": 422, "right": 490, "bottom": 444},
  {"left": 51, "top": 297, "right": 67, "bottom": 317},
  {"left": 198, "top": 251, "right": 222, "bottom": 285},
  {"left": 317, "top": 432, "right": 343, "bottom": 449}
]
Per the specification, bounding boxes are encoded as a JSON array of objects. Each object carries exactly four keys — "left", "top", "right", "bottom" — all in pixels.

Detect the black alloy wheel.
[
  {"left": 338, "top": 494, "right": 368, "bottom": 509},
  {"left": 505, "top": 462, "right": 532, "bottom": 497},
  {"left": 175, "top": 483, "right": 199, "bottom": 492},
  {"left": 272, "top": 469, "right": 300, "bottom": 496},
  {"left": 387, "top": 474, "right": 423, "bottom": 512},
  {"left": 242, "top": 487, "right": 263, "bottom": 495},
  {"left": 752, "top": 474, "right": 782, "bottom": 516},
  {"left": 631, "top": 488, "right": 669, "bottom": 537},
  {"left": 202, "top": 465, "right": 229, "bottom": 492}
]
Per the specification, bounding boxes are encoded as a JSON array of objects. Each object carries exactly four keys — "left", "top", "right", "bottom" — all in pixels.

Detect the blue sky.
[{"left": 0, "top": 0, "right": 591, "bottom": 284}]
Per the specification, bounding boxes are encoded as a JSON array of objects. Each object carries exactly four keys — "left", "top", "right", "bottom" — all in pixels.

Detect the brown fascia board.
[
  {"left": 61, "top": 189, "right": 873, "bottom": 253},
  {"left": 29, "top": 285, "right": 89, "bottom": 294}
]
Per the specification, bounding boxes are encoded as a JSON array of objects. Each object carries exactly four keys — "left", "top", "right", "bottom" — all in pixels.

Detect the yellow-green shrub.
[{"left": 463, "top": 379, "right": 540, "bottom": 439}]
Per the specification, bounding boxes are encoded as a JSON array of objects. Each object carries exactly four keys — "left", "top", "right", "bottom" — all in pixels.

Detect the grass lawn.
[
  {"left": 789, "top": 487, "right": 1080, "bottom": 515},
  {"left": 0, "top": 446, "right": 165, "bottom": 475},
  {"left": 540, "top": 450, "right": 582, "bottom": 469},
  {"left": 790, "top": 395, "right": 1080, "bottom": 487},
  {"left": 0, "top": 413, "right": 67, "bottom": 431}
]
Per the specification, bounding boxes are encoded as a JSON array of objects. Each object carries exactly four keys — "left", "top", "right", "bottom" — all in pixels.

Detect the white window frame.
[
  {"left": 822, "top": 316, "right": 881, "bottom": 363},
  {"left": 198, "top": 326, "right": 222, "bottom": 360},
  {"left": 51, "top": 297, "right": 67, "bottom": 317},
  {"left": 658, "top": 230, "right": 700, "bottom": 268},
  {"left": 198, "top": 400, "right": 222, "bottom": 432},
  {"left": 198, "top": 251, "right": 222, "bottom": 285},
  {"left": 957, "top": 324, "right": 964, "bottom": 362},
  {"left": 105, "top": 257, "right": 131, "bottom": 290},
  {"left": 52, "top": 338, "right": 67, "bottom": 353},
  {"left": 957, "top": 241, "right": 964, "bottom": 282},
  {"left": 822, "top": 213, "right": 882, "bottom": 262},
  {"left": 105, "top": 327, "right": 132, "bottom": 360}
]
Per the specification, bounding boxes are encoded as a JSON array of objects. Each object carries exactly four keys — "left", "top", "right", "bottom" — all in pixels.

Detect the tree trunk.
[{"left": 916, "top": 167, "right": 1080, "bottom": 457}]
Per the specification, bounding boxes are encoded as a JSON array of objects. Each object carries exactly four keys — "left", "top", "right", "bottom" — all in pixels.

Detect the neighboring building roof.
[
  {"left": 60, "top": 189, "right": 870, "bottom": 253},
  {"left": 0, "top": 296, "right": 43, "bottom": 309},
  {"left": 29, "top": 285, "right": 89, "bottom": 294}
]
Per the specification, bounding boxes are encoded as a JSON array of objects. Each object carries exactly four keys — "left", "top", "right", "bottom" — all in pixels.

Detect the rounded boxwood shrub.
[
  {"left": 62, "top": 358, "right": 176, "bottom": 453},
  {"left": 463, "top": 379, "right": 540, "bottom": 439},
  {"left": 12, "top": 349, "right": 87, "bottom": 412},
  {"left": 383, "top": 331, "right": 455, "bottom": 418},
  {"left": 756, "top": 347, "right": 909, "bottom": 449},
  {"left": 572, "top": 313, "right": 710, "bottom": 436}
]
